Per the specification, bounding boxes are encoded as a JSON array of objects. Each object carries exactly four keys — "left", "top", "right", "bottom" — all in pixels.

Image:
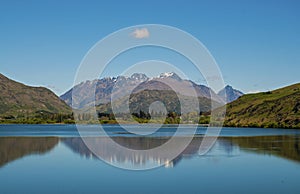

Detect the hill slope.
[
  {"left": 224, "top": 83, "right": 300, "bottom": 128},
  {"left": 0, "top": 73, "right": 71, "bottom": 118}
]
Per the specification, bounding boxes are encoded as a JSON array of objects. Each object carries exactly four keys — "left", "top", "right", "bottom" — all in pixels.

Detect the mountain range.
[{"left": 60, "top": 72, "right": 243, "bottom": 110}]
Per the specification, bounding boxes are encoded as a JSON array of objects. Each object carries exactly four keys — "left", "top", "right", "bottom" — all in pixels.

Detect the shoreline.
[{"left": 0, "top": 123, "right": 299, "bottom": 129}]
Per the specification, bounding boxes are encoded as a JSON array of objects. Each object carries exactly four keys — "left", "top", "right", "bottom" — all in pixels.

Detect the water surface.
[{"left": 0, "top": 125, "right": 299, "bottom": 193}]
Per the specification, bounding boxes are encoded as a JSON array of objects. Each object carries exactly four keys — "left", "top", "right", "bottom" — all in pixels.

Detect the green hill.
[
  {"left": 97, "top": 89, "right": 218, "bottom": 114},
  {"left": 0, "top": 73, "right": 72, "bottom": 123},
  {"left": 224, "top": 83, "right": 300, "bottom": 128},
  {"left": 96, "top": 89, "right": 221, "bottom": 114}
]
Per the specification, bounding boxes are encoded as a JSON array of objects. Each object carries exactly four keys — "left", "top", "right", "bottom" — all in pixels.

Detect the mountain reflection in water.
[{"left": 1, "top": 135, "right": 299, "bottom": 168}]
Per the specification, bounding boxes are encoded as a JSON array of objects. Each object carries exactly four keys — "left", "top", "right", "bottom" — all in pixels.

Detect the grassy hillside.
[
  {"left": 0, "top": 73, "right": 72, "bottom": 123},
  {"left": 224, "top": 83, "right": 300, "bottom": 128}
]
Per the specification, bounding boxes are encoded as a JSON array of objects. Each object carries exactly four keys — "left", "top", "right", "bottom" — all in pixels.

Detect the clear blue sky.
[{"left": 1, "top": 0, "right": 299, "bottom": 95}]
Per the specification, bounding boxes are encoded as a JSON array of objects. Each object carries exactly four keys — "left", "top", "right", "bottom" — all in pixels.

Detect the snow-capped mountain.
[{"left": 60, "top": 72, "right": 241, "bottom": 109}]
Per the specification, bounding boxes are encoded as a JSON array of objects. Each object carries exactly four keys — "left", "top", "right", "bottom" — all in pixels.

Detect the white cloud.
[{"left": 131, "top": 28, "right": 150, "bottom": 39}]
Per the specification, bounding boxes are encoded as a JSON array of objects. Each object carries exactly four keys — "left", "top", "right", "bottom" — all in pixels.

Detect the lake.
[{"left": 0, "top": 124, "right": 300, "bottom": 193}]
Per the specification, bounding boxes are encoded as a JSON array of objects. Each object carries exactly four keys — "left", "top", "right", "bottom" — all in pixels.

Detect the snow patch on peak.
[{"left": 159, "top": 72, "right": 175, "bottom": 78}]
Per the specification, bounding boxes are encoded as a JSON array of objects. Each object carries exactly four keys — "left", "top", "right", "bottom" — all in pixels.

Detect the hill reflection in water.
[{"left": 0, "top": 137, "right": 59, "bottom": 167}]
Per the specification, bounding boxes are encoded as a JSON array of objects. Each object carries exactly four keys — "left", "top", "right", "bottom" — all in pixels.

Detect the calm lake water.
[{"left": 0, "top": 124, "right": 300, "bottom": 193}]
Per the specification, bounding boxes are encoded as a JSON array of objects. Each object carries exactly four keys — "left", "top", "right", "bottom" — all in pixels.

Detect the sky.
[{"left": 0, "top": 0, "right": 300, "bottom": 95}]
